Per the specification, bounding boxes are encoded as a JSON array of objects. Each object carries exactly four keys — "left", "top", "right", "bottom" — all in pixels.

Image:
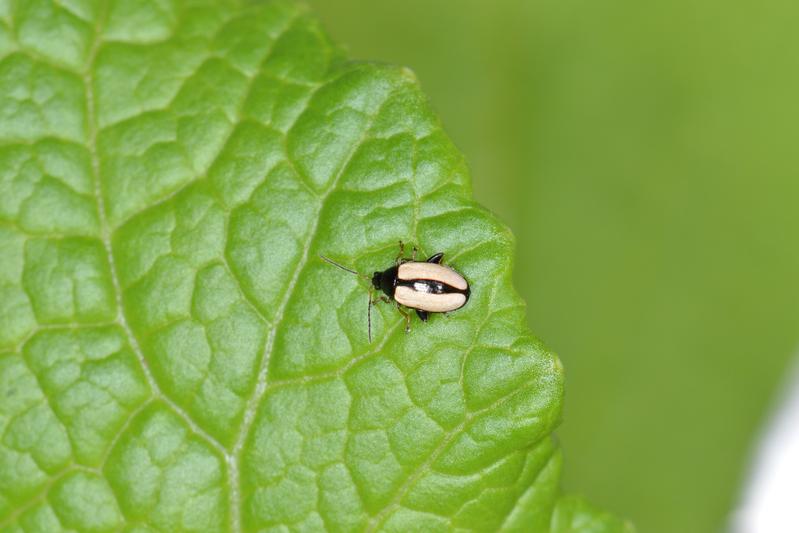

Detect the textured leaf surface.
[{"left": 0, "top": 1, "right": 630, "bottom": 531}]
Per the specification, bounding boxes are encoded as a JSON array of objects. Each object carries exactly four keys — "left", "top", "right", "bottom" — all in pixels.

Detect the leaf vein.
[{"left": 228, "top": 75, "right": 402, "bottom": 527}]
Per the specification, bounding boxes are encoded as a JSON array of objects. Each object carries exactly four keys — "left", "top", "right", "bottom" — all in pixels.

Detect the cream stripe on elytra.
[
  {"left": 397, "top": 262, "right": 468, "bottom": 290},
  {"left": 394, "top": 286, "right": 467, "bottom": 312}
]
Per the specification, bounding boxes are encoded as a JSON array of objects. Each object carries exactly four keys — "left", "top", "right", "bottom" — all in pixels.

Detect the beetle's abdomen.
[{"left": 393, "top": 262, "right": 470, "bottom": 313}]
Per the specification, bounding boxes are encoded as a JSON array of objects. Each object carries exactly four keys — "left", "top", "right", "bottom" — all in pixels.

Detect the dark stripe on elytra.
[{"left": 396, "top": 279, "right": 469, "bottom": 295}]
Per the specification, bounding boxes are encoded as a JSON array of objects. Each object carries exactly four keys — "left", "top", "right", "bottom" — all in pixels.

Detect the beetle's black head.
[{"left": 372, "top": 265, "right": 399, "bottom": 298}]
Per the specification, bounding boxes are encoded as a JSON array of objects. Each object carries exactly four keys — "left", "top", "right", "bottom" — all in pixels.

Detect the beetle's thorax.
[{"left": 374, "top": 265, "right": 399, "bottom": 298}]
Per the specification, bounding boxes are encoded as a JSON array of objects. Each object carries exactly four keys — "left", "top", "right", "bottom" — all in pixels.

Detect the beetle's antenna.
[
  {"left": 319, "top": 255, "right": 372, "bottom": 282},
  {"left": 320, "top": 254, "right": 373, "bottom": 341},
  {"left": 367, "top": 289, "right": 373, "bottom": 343},
  {"left": 319, "top": 255, "right": 359, "bottom": 275}
]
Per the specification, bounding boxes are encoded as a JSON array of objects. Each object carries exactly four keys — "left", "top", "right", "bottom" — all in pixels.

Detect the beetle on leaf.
[{"left": 320, "top": 241, "right": 471, "bottom": 342}]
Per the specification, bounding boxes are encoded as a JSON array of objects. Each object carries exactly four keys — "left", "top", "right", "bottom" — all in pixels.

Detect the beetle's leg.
[
  {"left": 367, "top": 292, "right": 393, "bottom": 343},
  {"left": 396, "top": 240, "right": 405, "bottom": 264},
  {"left": 395, "top": 303, "right": 412, "bottom": 333},
  {"left": 412, "top": 246, "right": 418, "bottom": 261},
  {"left": 426, "top": 252, "right": 444, "bottom": 264}
]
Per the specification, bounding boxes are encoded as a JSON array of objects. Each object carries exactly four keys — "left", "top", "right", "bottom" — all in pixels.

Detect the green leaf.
[{"left": 0, "top": 1, "right": 631, "bottom": 531}]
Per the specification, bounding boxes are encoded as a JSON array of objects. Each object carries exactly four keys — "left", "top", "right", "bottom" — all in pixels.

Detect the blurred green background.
[{"left": 308, "top": 1, "right": 799, "bottom": 532}]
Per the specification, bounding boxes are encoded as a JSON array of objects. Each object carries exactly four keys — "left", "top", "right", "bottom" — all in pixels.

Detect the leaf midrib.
[
  {"left": 82, "top": 7, "right": 241, "bottom": 531},
  {"left": 79, "top": 7, "right": 400, "bottom": 532}
]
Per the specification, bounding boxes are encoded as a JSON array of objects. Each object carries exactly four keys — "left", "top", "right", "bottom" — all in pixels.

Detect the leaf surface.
[{"left": 0, "top": 1, "right": 631, "bottom": 531}]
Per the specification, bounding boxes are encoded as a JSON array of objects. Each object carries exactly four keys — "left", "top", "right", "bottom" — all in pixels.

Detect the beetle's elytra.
[{"left": 320, "top": 241, "right": 470, "bottom": 342}]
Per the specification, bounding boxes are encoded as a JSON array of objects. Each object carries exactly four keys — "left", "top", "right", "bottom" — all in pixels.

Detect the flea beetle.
[{"left": 320, "top": 241, "right": 471, "bottom": 342}]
